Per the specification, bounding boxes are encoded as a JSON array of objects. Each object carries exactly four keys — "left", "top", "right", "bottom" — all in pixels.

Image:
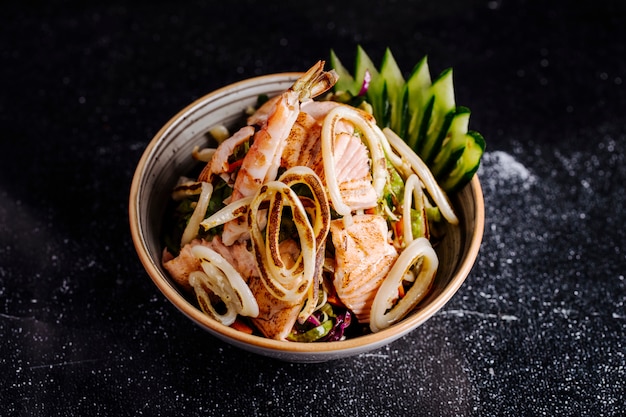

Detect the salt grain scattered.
[{"left": 478, "top": 151, "right": 536, "bottom": 192}]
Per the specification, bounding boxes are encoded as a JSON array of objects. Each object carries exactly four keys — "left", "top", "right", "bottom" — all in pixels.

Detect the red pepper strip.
[
  {"left": 227, "top": 158, "right": 244, "bottom": 173},
  {"left": 230, "top": 318, "right": 254, "bottom": 334}
]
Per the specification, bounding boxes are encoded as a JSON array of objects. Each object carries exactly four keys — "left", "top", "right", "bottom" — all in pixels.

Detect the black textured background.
[{"left": 1, "top": 1, "right": 625, "bottom": 415}]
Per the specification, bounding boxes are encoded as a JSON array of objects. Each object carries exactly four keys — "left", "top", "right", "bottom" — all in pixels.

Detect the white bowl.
[{"left": 129, "top": 73, "right": 485, "bottom": 362}]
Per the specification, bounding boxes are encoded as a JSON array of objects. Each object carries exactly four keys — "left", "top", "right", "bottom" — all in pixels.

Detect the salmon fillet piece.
[
  {"left": 330, "top": 214, "right": 398, "bottom": 323},
  {"left": 282, "top": 107, "right": 378, "bottom": 212},
  {"left": 248, "top": 239, "right": 318, "bottom": 341},
  {"left": 248, "top": 276, "right": 304, "bottom": 341},
  {"left": 162, "top": 237, "right": 258, "bottom": 292},
  {"left": 162, "top": 244, "right": 200, "bottom": 293}
]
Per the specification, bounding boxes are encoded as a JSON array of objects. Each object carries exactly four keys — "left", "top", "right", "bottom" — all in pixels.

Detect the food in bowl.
[{"left": 155, "top": 49, "right": 485, "bottom": 344}]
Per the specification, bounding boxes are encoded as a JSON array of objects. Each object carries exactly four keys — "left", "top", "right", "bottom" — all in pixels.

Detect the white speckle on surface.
[
  {"left": 478, "top": 151, "right": 536, "bottom": 192},
  {"left": 439, "top": 309, "right": 519, "bottom": 322}
]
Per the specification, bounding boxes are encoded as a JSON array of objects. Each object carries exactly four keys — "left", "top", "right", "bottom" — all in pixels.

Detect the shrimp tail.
[{"left": 292, "top": 60, "right": 338, "bottom": 102}]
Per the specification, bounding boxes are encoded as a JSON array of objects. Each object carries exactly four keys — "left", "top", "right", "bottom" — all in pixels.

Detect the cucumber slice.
[
  {"left": 354, "top": 45, "right": 380, "bottom": 96},
  {"left": 329, "top": 49, "right": 355, "bottom": 94},
  {"left": 419, "top": 68, "right": 456, "bottom": 162},
  {"left": 434, "top": 146, "right": 466, "bottom": 181},
  {"left": 378, "top": 48, "right": 405, "bottom": 131},
  {"left": 448, "top": 105, "right": 471, "bottom": 135},
  {"left": 440, "top": 130, "right": 486, "bottom": 193},
  {"left": 431, "top": 106, "right": 471, "bottom": 177},
  {"left": 430, "top": 67, "right": 455, "bottom": 111},
  {"left": 425, "top": 107, "right": 456, "bottom": 165},
  {"left": 413, "top": 95, "right": 435, "bottom": 151},
  {"left": 352, "top": 46, "right": 386, "bottom": 123},
  {"left": 328, "top": 47, "right": 486, "bottom": 195},
  {"left": 379, "top": 82, "right": 392, "bottom": 128},
  {"left": 406, "top": 56, "right": 432, "bottom": 110},
  {"left": 405, "top": 56, "right": 433, "bottom": 148},
  {"left": 398, "top": 87, "right": 411, "bottom": 140}
]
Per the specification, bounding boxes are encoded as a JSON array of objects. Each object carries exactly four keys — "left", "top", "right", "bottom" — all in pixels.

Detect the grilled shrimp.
[
  {"left": 197, "top": 125, "right": 255, "bottom": 184},
  {"left": 232, "top": 61, "right": 338, "bottom": 201},
  {"left": 222, "top": 61, "right": 338, "bottom": 245}
]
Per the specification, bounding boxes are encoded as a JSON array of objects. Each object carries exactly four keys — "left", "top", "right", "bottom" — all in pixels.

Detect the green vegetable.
[
  {"left": 419, "top": 68, "right": 455, "bottom": 164},
  {"left": 162, "top": 198, "right": 197, "bottom": 255},
  {"left": 411, "top": 208, "right": 426, "bottom": 239},
  {"left": 439, "top": 130, "right": 486, "bottom": 193},
  {"left": 329, "top": 46, "right": 485, "bottom": 193},
  {"left": 287, "top": 320, "right": 334, "bottom": 342},
  {"left": 404, "top": 56, "right": 432, "bottom": 146},
  {"left": 426, "top": 206, "right": 441, "bottom": 223},
  {"left": 376, "top": 48, "right": 405, "bottom": 129},
  {"left": 430, "top": 106, "right": 471, "bottom": 177},
  {"left": 329, "top": 49, "right": 356, "bottom": 94},
  {"left": 385, "top": 156, "right": 404, "bottom": 200}
]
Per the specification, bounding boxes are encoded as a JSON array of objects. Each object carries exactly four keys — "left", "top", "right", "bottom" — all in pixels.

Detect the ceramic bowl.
[{"left": 129, "top": 73, "right": 484, "bottom": 362}]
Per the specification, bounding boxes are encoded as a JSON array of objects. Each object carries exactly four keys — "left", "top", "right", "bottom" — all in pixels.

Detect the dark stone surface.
[{"left": 1, "top": 0, "right": 624, "bottom": 415}]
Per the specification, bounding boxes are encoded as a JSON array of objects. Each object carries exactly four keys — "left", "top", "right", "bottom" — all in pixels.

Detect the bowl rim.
[{"left": 129, "top": 72, "right": 485, "bottom": 356}]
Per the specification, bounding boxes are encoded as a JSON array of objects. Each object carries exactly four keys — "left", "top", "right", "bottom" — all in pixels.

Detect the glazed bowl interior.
[{"left": 129, "top": 73, "right": 485, "bottom": 362}]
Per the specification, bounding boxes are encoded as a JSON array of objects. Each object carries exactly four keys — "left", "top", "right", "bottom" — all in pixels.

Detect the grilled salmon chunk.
[{"left": 330, "top": 214, "right": 398, "bottom": 323}]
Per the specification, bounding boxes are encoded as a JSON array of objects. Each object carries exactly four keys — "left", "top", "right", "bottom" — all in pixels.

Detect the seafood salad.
[{"left": 161, "top": 60, "right": 462, "bottom": 342}]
